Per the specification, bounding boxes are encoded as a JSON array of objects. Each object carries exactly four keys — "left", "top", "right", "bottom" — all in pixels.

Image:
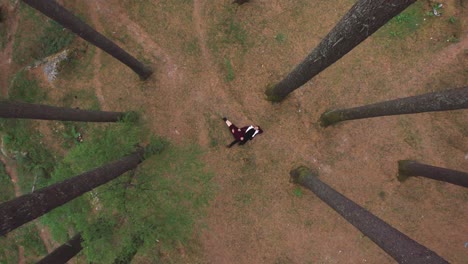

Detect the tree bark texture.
[
  {"left": 398, "top": 160, "right": 468, "bottom": 188},
  {"left": 37, "top": 233, "right": 83, "bottom": 264},
  {"left": 265, "top": 0, "right": 416, "bottom": 102},
  {"left": 22, "top": 0, "right": 153, "bottom": 79},
  {"left": 320, "top": 86, "right": 468, "bottom": 127},
  {"left": 290, "top": 166, "right": 448, "bottom": 264},
  {"left": 0, "top": 148, "right": 145, "bottom": 236},
  {"left": 0, "top": 100, "right": 124, "bottom": 122}
]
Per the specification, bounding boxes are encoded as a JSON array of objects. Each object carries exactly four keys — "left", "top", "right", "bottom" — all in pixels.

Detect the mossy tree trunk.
[
  {"left": 37, "top": 233, "right": 83, "bottom": 264},
  {"left": 320, "top": 86, "right": 468, "bottom": 127},
  {"left": 398, "top": 160, "right": 468, "bottom": 188},
  {"left": 0, "top": 148, "right": 146, "bottom": 236},
  {"left": 290, "top": 166, "right": 448, "bottom": 264},
  {"left": 265, "top": 0, "right": 416, "bottom": 102},
  {"left": 0, "top": 100, "right": 126, "bottom": 122},
  {"left": 22, "top": 0, "right": 153, "bottom": 79}
]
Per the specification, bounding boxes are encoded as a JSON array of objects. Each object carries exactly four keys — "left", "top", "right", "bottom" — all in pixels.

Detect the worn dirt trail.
[
  {"left": 0, "top": 2, "right": 19, "bottom": 97},
  {"left": 191, "top": 0, "right": 258, "bottom": 148},
  {"left": 408, "top": 33, "right": 468, "bottom": 88},
  {"left": 192, "top": 0, "right": 244, "bottom": 115},
  {"left": 87, "top": 1, "right": 107, "bottom": 110}
]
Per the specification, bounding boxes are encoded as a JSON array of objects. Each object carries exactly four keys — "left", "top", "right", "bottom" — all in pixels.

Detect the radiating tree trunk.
[
  {"left": 265, "top": 0, "right": 416, "bottom": 102},
  {"left": 22, "top": 0, "right": 153, "bottom": 79},
  {"left": 290, "top": 166, "right": 448, "bottom": 264},
  {"left": 398, "top": 160, "right": 468, "bottom": 188},
  {"left": 232, "top": 0, "right": 249, "bottom": 5},
  {"left": 37, "top": 233, "right": 83, "bottom": 264},
  {"left": 0, "top": 100, "right": 126, "bottom": 122},
  {"left": 320, "top": 86, "right": 468, "bottom": 127},
  {"left": 0, "top": 148, "right": 145, "bottom": 236}
]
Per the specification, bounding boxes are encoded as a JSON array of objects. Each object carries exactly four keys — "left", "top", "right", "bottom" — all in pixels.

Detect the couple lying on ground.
[{"left": 222, "top": 117, "right": 263, "bottom": 148}]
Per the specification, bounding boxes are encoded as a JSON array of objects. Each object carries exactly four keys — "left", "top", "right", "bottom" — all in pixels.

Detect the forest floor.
[{"left": 1, "top": 0, "right": 467, "bottom": 263}]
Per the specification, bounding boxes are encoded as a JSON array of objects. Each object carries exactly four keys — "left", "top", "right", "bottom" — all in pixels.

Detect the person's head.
[{"left": 255, "top": 126, "right": 263, "bottom": 134}]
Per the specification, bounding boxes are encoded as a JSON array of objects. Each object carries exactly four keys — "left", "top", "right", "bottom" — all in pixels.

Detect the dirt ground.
[{"left": 1, "top": 0, "right": 467, "bottom": 263}]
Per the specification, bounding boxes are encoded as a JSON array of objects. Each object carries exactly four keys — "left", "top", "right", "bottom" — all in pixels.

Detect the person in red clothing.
[{"left": 223, "top": 117, "right": 263, "bottom": 148}]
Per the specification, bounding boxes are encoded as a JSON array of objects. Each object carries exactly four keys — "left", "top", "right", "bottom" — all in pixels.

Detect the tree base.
[
  {"left": 290, "top": 166, "right": 318, "bottom": 185},
  {"left": 265, "top": 85, "right": 286, "bottom": 103},
  {"left": 138, "top": 66, "right": 153, "bottom": 80},
  {"left": 397, "top": 160, "right": 416, "bottom": 182},
  {"left": 319, "top": 110, "right": 343, "bottom": 127}
]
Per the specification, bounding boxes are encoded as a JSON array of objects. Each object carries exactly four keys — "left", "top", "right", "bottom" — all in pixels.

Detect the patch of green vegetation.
[
  {"left": 304, "top": 219, "right": 313, "bottom": 228},
  {"left": 204, "top": 114, "right": 225, "bottom": 148},
  {"left": 0, "top": 162, "right": 15, "bottom": 202},
  {"left": 38, "top": 20, "right": 75, "bottom": 58},
  {"left": 224, "top": 58, "right": 235, "bottom": 82},
  {"left": 9, "top": 71, "right": 46, "bottom": 103},
  {"left": 62, "top": 89, "right": 101, "bottom": 110},
  {"left": 0, "top": 234, "right": 19, "bottom": 264},
  {"left": 448, "top": 16, "right": 456, "bottom": 24},
  {"left": 234, "top": 193, "right": 253, "bottom": 207},
  {"left": 378, "top": 1, "right": 425, "bottom": 39},
  {"left": 208, "top": 5, "right": 250, "bottom": 57},
  {"left": 446, "top": 35, "right": 459, "bottom": 43},
  {"left": 378, "top": 191, "right": 386, "bottom": 200},
  {"left": 60, "top": 122, "right": 85, "bottom": 148},
  {"left": 184, "top": 38, "right": 201, "bottom": 56},
  {"left": 13, "top": 2, "right": 75, "bottom": 65},
  {"left": 275, "top": 33, "right": 287, "bottom": 43},
  {"left": 56, "top": 90, "right": 101, "bottom": 148},
  {"left": 39, "top": 119, "right": 214, "bottom": 262},
  {"left": 0, "top": 118, "right": 55, "bottom": 193},
  {"left": 222, "top": 17, "right": 247, "bottom": 46},
  {"left": 0, "top": 222, "right": 47, "bottom": 263},
  {"left": 293, "top": 187, "right": 303, "bottom": 198},
  {"left": 59, "top": 44, "right": 96, "bottom": 80},
  {"left": 14, "top": 224, "right": 48, "bottom": 258},
  {"left": 398, "top": 117, "right": 422, "bottom": 149}
]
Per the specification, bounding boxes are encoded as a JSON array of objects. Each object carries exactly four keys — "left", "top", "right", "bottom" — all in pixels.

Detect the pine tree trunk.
[
  {"left": 22, "top": 0, "right": 153, "bottom": 80},
  {"left": 398, "top": 160, "right": 468, "bottom": 188},
  {"left": 265, "top": 0, "right": 416, "bottom": 102},
  {"left": 290, "top": 166, "right": 448, "bottom": 264},
  {"left": 37, "top": 233, "right": 83, "bottom": 264},
  {"left": 0, "top": 100, "right": 125, "bottom": 122},
  {"left": 0, "top": 148, "right": 145, "bottom": 236},
  {"left": 320, "top": 86, "right": 468, "bottom": 127}
]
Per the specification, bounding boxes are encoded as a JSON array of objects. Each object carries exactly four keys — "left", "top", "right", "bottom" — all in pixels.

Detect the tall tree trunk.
[
  {"left": 37, "top": 233, "right": 83, "bottom": 264},
  {"left": 398, "top": 160, "right": 468, "bottom": 188},
  {"left": 320, "top": 86, "right": 468, "bottom": 127},
  {"left": 290, "top": 166, "right": 448, "bottom": 264},
  {"left": 22, "top": 0, "right": 153, "bottom": 80},
  {"left": 0, "top": 148, "right": 145, "bottom": 236},
  {"left": 265, "top": 0, "right": 416, "bottom": 102},
  {"left": 0, "top": 100, "right": 126, "bottom": 122}
]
